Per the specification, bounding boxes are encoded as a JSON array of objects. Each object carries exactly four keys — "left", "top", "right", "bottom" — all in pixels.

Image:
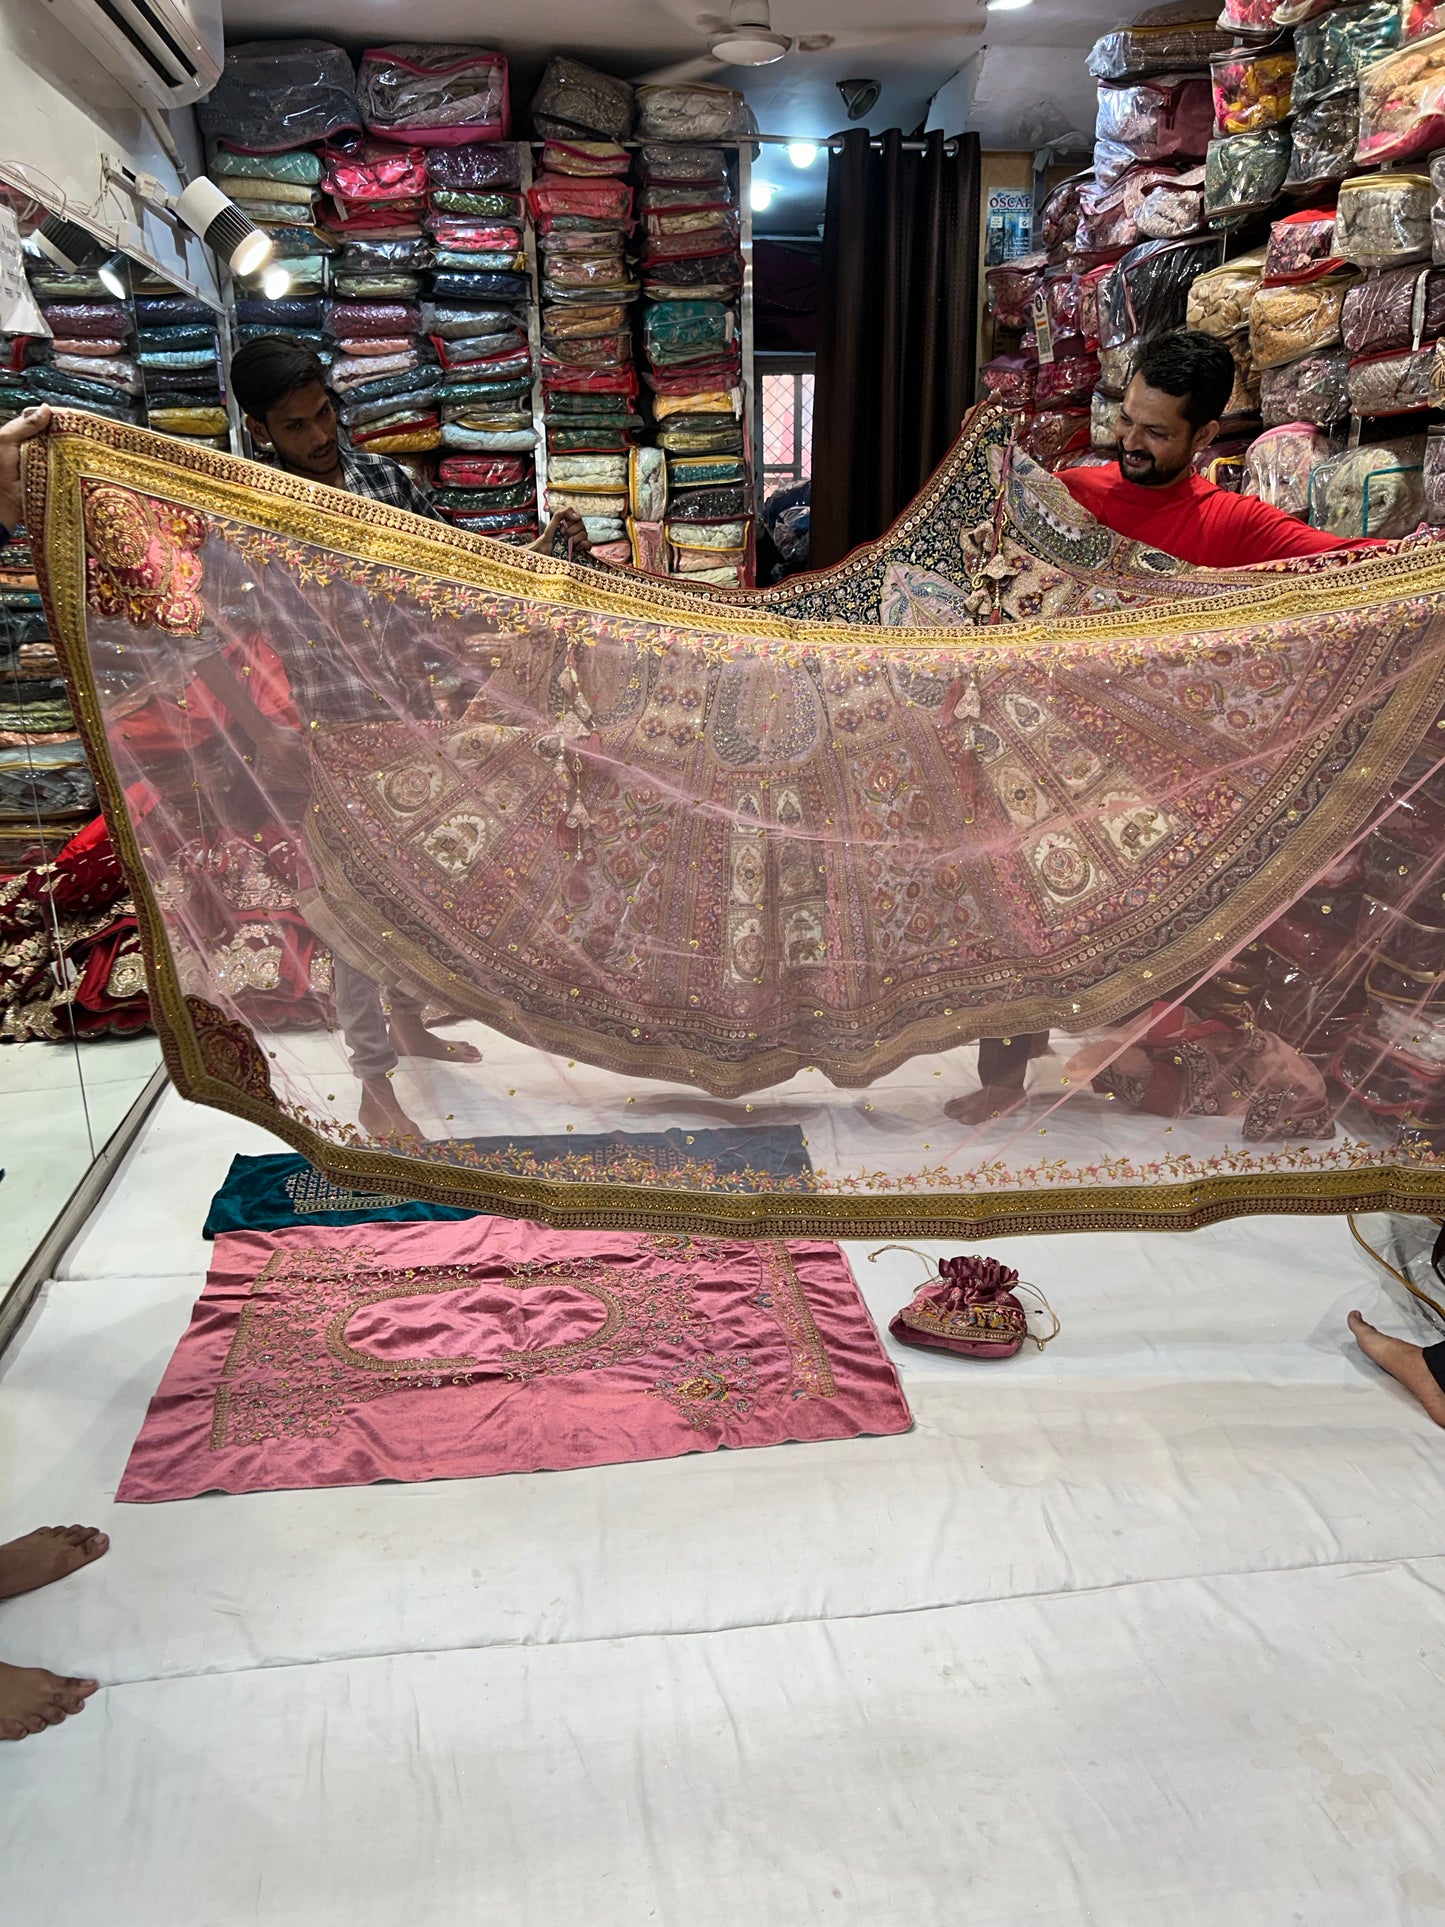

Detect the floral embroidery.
[
  {"left": 82, "top": 481, "right": 206, "bottom": 636},
  {"left": 651, "top": 1351, "right": 759, "bottom": 1429}
]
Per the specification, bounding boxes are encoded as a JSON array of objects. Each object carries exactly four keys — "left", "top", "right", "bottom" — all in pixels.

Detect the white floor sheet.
[{"left": 3, "top": 1086, "right": 1445, "bottom": 1923}]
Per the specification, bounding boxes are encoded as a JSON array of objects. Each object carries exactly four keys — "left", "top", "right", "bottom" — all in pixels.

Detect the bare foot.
[
  {"left": 1348, "top": 1311, "right": 1445, "bottom": 1427},
  {"left": 0, "top": 1661, "right": 98, "bottom": 1741},
  {"left": 388, "top": 1013, "right": 482, "bottom": 1065},
  {"left": 358, "top": 1075, "right": 426, "bottom": 1146},
  {"left": 944, "top": 1085, "right": 1030, "bottom": 1127},
  {"left": 0, "top": 1524, "right": 109, "bottom": 1601}
]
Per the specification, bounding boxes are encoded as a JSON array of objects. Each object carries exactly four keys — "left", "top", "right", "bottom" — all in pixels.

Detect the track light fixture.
[{"left": 103, "top": 161, "right": 274, "bottom": 277}]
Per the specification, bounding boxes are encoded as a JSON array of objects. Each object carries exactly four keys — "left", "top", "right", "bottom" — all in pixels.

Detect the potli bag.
[{"left": 872, "top": 1247, "right": 1059, "bottom": 1361}]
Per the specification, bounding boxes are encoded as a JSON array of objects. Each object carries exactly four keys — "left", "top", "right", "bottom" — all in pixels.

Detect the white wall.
[{"left": 0, "top": 0, "right": 218, "bottom": 302}]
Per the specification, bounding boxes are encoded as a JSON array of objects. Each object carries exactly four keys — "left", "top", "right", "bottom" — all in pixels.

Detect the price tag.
[
  {"left": 0, "top": 207, "right": 48, "bottom": 337},
  {"left": 1031, "top": 289, "right": 1055, "bottom": 366}
]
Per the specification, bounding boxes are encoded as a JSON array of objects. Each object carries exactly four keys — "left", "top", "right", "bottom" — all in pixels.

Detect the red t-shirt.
[{"left": 1060, "top": 462, "right": 1367, "bottom": 569}]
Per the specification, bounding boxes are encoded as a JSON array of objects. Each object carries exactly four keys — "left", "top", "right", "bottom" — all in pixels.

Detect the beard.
[{"left": 1118, "top": 445, "right": 1190, "bottom": 488}]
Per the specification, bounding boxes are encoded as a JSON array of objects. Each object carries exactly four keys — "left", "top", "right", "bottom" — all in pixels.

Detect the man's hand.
[
  {"left": 0, "top": 406, "right": 52, "bottom": 536},
  {"left": 530, "top": 507, "right": 595, "bottom": 563}
]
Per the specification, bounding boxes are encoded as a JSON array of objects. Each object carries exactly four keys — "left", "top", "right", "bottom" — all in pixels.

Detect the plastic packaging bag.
[
  {"left": 634, "top": 84, "right": 752, "bottom": 140},
  {"left": 1218, "top": 0, "right": 1334, "bottom": 23},
  {"left": 423, "top": 303, "right": 527, "bottom": 339},
  {"left": 1424, "top": 426, "right": 1445, "bottom": 521},
  {"left": 211, "top": 149, "right": 323, "bottom": 187},
  {"left": 1259, "top": 348, "right": 1350, "bottom": 427},
  {"left": 1091, "top": 388, "right": 1123, "bottom": 448},
  {"left": 1308, "top": 437, "right": 1426, "bottom": 536},
  {"left": 635, "top": 144, "right": 730, "bottom": 186},
  {"left": 1407, "top": 3, "right": 1445, "bottom": 40},
  {"left": 1249, "top": 273, "right": 1357, "bottom": 368},
  {"left": 1210, "top": 48, "right": 1297, "bottom": 138},
  {"left": 40, "top": 302, "right": 130, "bottom": 340},
  {"left": 531, "top": 57, "right": 635, "bottom": 140},
  {"left": 1342, "top": 263, "right": 1445, "bottom": 352},
  {"left": 1088, "top": 19, "right": 1231, "bottom": 81},
  {"left": 357, "top": 45, "right": 509, "bottom": 142},
  {"left": 1205, "top": 127, "right": 1291, "bottom": 222},
  {"left": 980, "top": 355, "right": 1035, "bottom": 407},
  {"left": 1357, "top": 33, "right": 1445, "bottom": 166},
  {"left": 1095, "top": 74, "right": 1214, "bottom": 158},
  {"left": 1348, "top": 344, "right": 1436, "bottom": 415},
  {"left": 1293, "top": 2, "right": 1400, "bottom": 105},
  {"left": 197, "top": 40, "right": 360, "bottom": 152},
  {"left": 1263, "top": 208, "right": 1344, "bottom": 285},
  {"left": 324, "top": 299, "right": 423, "bottom": 339},
  {"left": 1136, "top": 168, "right": 1206, "bottom": 238},
  {"left": 984, "top": 253, "right": 1048, "bottom": 330},
  {"left": 1098, "top": 338, "right": 1139, "bottom": 395},
  {"left": 1098, "top": 235, "right": 1225, "bottom": 349},
  {"left": 528, "top": 177, "right": 632, "bottom": 226},
  {"left": 1018, "top": 406, "right": 1092, "bottom": 468},
  {"left": 1244, "top": 423, "right": 1336, "bottom": 515},
  {"left": 1036, "top": 353, "right": 1102, "bottom": 406},
  {"left": 320, "top": 138, "right": 428, "bottom": 204},
  {"left": 1039, "top": 174, "right": 1088, "bottom": 259},
  {"left": 1223, "top": 331, "right": 1262, "bottom": 417},
  {"left": 1335, "top": 172, "right": 1434, "bottom": 267},
  {"left": 425, "top": 144, "right": 522, "bottom": 191},
  {"left": 1076, "top": 174, "right": 1148, "bottom": 257},
  {"left": 1285, "top": 86, "right": 1360, "bottom": 190}
]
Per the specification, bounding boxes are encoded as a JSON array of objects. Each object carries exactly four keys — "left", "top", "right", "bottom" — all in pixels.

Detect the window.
[{"left": 757, "top": 358, "right": 814, "bottom": 500}]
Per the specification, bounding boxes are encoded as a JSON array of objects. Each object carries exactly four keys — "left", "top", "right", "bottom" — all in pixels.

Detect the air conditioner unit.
[{"left": 39, "top": 0, "right": 224, "bottom": 112}]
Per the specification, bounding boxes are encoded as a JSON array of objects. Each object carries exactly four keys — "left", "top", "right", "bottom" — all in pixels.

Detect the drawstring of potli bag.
[{"left": 867, "top": 1245, "right": 1060, "bottom": 1351}]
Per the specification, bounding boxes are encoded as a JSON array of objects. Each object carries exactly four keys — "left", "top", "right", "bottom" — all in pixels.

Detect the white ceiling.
[{"left": 220, "top": 0, "right": 1126, "bottom": 229}]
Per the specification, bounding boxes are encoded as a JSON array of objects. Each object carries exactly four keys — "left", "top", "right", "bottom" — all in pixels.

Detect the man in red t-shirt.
[
  {"left": 1060, "top": 330, "right": 1361, "bottom": 567},
  {"left": 947, "top": 332, "right": 1372, "bottom": 1128}
]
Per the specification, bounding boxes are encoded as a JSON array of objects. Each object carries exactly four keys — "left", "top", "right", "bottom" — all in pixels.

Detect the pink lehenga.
[{"left": 30, "top": 403, "right": 1445, "bottom": 1235}]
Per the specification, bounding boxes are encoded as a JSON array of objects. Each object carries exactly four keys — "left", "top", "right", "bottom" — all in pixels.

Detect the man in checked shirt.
[{"left": 200, "top": 338, "right": 589, "bottom": 1142}]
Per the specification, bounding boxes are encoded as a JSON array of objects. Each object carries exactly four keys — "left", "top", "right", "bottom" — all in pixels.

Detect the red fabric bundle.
[
  {"left": 437, "top": 455, "right": 528, "bottom": 487},
  {"left": 320, "top": 138, "right": 429, "bottom": 204},
  {"left": 527, "top": 176, "right": 633, "bottom": 227}
]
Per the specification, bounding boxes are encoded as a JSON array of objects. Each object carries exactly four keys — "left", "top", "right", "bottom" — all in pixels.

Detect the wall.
[{"left": 0, "top": 0, "right": 218, "bottom": 302}]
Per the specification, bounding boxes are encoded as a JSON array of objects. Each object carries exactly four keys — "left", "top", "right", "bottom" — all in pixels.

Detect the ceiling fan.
[{"left": 640, "top": 0, "right": 986, "bottom": 84}]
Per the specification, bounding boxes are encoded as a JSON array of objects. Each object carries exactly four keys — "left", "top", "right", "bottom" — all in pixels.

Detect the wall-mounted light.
[
  {"left": 749, "top": 177, "right": 776, "bottom": 212},
  {"left": 97, "top": 252, "right": 129, "bottom": 299},
  {"left": 103, "top": 161, "right": 275, "bottom": 278},
  {"left": 985, "top": 0, "right": 1034, "bottom": 11},
  {"left": 260, "top": 263, "right": 292, "bottom": 300},
  {"left": 787, "top": 141, "right": 819, "bottom": 168}
]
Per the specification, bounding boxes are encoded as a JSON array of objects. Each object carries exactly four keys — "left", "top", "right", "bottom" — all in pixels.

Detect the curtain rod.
[{"left": 521, "top": 135, "right": 959, "bottom": 154}]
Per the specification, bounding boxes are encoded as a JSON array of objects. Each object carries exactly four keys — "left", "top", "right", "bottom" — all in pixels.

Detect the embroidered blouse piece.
[{"left": 116, "top": 1220, "right": 911, "bottom": 1500}]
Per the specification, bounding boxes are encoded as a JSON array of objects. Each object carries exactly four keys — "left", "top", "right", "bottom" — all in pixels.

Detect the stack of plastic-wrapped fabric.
[
  {"left": 0, "top": 527, "right": 96, "bottom": 882},
  {"left": 199, "top": 40, "right": 358, "bottom": 368},
  {"left": 131, "top": 279, "right": 229, "bottom": 449},
  {"left": 425, "top": 136, "right": 538, "bottom": 543},
  {"left": 25, "top": 283, "right": 141, "bottom": 427},
  {"left": 528, "top": 57, "right": 641, "bottom": 563},
  {"left": 987, "top": 6, "right": 1231, "bottom": 478},
  {"left": 632, "top": 87, "right": 753, "bottom": 587}
]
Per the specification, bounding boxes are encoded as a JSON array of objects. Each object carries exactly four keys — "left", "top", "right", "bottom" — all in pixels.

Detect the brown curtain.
[{"left": 810, "top": 127, "right": 982, "bottom": 569}]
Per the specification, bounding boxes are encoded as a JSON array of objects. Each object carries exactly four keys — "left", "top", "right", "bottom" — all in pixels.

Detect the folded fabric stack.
[
  {"left": 423, "top": 140, "right": 537, "bottom": 538},
  {"left": 211, "top": 145, "right": 332, "bottom": 308},
  {"left": 130, "top": 286, "right": 229, "bottom": 448},
  {"left": 199, "top": 37, "right": 359, "bottom": 368},
  {"left": 524, "top": 56, "right": 640, "bottom": 547},
  {"left": 27, "top": 289, "right": 141, "bottom": 426},
  {"left": 0, "top": 530, "right": 95, "bottom": 879},
  {"left": 631, "top": 87, "right": 753, "bottom": 585},
  {"left": 317, "top": 136, "right": 440, "bottom": 475},
  {"left": 528, "top": 121, "right": 639, "bottom": 548}
]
